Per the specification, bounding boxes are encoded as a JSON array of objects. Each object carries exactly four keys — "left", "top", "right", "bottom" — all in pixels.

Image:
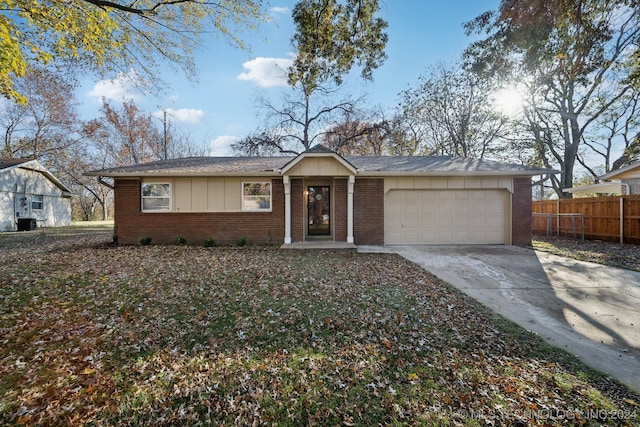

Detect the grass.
[{"left": 0, "top": 223, "right": 638, "bottom": 426}]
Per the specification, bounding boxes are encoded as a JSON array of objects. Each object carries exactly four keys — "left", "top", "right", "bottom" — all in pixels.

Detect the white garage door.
[{"left": 385, "top": 190, "right": 508, "bottom": 245}]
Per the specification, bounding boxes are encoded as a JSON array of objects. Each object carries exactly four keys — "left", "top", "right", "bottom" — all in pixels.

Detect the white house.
[
  {"left": 599, "top": 161, "right": 640, "bottom": 195},
  {"left": 564, "top": 161, "right": 640, "bottom": 197},
  {"left": 0, "top": 158, "right": 72, "bottom": 231}
]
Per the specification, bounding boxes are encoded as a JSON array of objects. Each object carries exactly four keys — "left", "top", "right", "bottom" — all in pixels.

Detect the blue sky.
[{"left": 79, "top": 1, "right": 500, "bottom": 155}]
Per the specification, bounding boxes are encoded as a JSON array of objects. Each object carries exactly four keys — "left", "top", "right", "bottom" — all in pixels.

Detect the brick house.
[{"left": 87, "top": 146, "right": 548, "bottom": 246}]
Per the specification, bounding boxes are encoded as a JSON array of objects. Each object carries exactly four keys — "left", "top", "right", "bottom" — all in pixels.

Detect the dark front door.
[{"left": 308, "top": 186, "right": 330, "bottom": 236}]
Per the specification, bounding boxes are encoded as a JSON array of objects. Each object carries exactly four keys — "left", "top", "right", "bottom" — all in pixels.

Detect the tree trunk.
[{"left": 101, "top": 200, "right": 108, "bottom": 220}]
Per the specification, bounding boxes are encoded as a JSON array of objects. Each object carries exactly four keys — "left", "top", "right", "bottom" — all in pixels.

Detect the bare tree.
[
  {"left": 234, "top": 87, "right": 364, "bottom": 155},
  {"left": 395, "top": 62, "right": 508, "bottom": 159}
]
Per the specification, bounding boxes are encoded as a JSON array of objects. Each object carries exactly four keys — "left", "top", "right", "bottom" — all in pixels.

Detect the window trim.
[
  {"left": 141, "top": 182, "right": 172, "bottom": 212},
  {"left": 31, "top": 194, "right": 43, "bottom": 210},
  {"left": 242, "top": 181, "right": 272, "bottom": 212}
]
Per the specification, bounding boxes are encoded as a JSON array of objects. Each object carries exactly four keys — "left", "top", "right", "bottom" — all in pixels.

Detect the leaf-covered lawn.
[{"left": 1, "top": 227, "right": 638, "bottom": 426}]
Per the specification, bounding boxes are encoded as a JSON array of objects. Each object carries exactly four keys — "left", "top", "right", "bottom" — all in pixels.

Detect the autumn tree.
[
  {"left": 0, "top": 67, "right": 82, "bottom": 162},
  {"left": 464, "top": 0, "right": 640, "bottom": 196},
  {"left": 395, "top": 62, "right": 509, "bottom": 159},
  {"left": 1, "top": 0, "right": 266, "bottom": 103},
  {"left": 235, "top": 0, "right": 388, "bottom": 155},
  {"left": 320, "top": 108, "right": 392, "bottom": 155},
  {"left": 86, "top": 100, "right": 163, "bottom": 166}
]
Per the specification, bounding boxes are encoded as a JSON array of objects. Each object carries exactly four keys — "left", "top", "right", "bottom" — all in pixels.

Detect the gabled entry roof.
[{"left": 281, "top": 146, "right": 358, "bottom": 176}]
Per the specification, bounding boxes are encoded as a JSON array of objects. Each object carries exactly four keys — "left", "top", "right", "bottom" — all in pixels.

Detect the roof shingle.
[{"left": 86, "top": 155, "right": 552, "bottom": 177}]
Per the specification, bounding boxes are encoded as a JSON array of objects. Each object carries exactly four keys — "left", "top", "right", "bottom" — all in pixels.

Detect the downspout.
[
  {"left": 621, "top": 183, "right": 630, "bottom": 196},
  {"left": 620, "top": 195, "right": 625, "bottom": 244}
]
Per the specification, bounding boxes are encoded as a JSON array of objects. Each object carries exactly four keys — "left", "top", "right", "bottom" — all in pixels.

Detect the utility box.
[{"left": 17, "top": 218, "right": 37, "bottom": 231}]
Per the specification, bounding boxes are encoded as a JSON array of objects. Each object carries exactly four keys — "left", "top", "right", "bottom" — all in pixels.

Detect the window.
[
  {"left": 242, "top": 182, "right": 271, "bottom": 211},
  {"left": 31, "top": 195, "right": 43, "bottom": 210},
  {"left": 142, "top": 183, "right": 171, "bottom": 212}
]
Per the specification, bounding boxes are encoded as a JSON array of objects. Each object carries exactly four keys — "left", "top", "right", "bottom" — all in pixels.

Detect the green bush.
[
  {"left": 139, "top": 237, "right": 152, "bottom": 246},
  {"left": 236, "top": 236, "right": 247, "bottom": 247},
  {"left": 174, "top": 236, "right": 188, "bottom": 246},
  {"left": 203, "top": 238, "right": 216, "bottom": 248}
]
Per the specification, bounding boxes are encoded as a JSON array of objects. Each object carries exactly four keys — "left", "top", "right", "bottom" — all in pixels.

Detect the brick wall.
[
  {"left": 333, "top": 178, "right": 348, "bottom": 241},
  {"left": 353, "top": 178, "right": 384, "bottom": 245},
  {"left": 512, "top": 177, "right": 533, "bottom": 246},
  {"left": 114, "top": 178, "right": 285, "bottom": 245}
]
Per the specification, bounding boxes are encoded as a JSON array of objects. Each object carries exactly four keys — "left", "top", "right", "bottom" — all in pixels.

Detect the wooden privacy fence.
[{"left": 532, "top": 195, "right": 640, "bottom": 244}]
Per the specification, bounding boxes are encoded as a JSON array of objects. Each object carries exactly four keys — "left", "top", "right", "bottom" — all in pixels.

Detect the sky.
[{"left": 78, "top": 1, "right": 501, "bottom": 156}]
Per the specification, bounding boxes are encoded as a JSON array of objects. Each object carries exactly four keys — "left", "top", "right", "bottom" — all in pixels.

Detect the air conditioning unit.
[{"left": 17, "top": 218, "right": 37, "bottom": 231}]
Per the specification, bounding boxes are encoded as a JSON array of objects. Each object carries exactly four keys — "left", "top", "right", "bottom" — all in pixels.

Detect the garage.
[{"left": 384, "top": 189, "right": 509, "bottom": 245}]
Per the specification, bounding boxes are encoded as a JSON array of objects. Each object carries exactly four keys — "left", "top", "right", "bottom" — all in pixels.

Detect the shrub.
[
  {"left": 236, "top": 236, "right": 247, "bottom": 247},
  {"left": 139, "top": 237, "right": 152, "bottom": 246},
  {"left": 174, "top": 236, "right": 188, "bottom": 246},
  {"left": 203, "top": 237, "right": 216, "bottom": 248}
]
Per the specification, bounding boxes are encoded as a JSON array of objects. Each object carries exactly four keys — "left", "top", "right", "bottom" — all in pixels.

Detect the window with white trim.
[
  {"left": 141, "top": 183, "right": 171, "bottom": 212},
  {"left": 242, "top": 182, "right": 271, "bottom": 211},
  {"left": 31, "top": 195, "right": 43, "bottom": 210}
]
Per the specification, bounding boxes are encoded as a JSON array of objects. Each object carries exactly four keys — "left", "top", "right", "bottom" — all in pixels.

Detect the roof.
[
  {"left": 345, "top": 156, "right": 549, "bottom": 176},
  {"left": 0, "top": 158, "right": 32, "bottom": 170},
  {"left": 599, "top": 161, "right": 640, "bottom": 181},
  {"left": 0, "top": 158, "right": 73, "bottom": 196},
  {"left": 563, "top": 181, "right": 624, "bottom": 196},
  {"left": 86, "top": 155, "right": 553, "bottom": 178}
]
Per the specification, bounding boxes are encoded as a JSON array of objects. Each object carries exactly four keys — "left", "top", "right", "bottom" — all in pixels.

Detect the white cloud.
[
  {"left": 209, "top": 135, "right": 239, "bottom": 156},
  {"left": 153, "top": 108, "right": 205, "bottom": 124},
  {"left": 237, "top": 57, "right": 292, "bottom": 87},
  {"left": 270, "top": 6, "right": 289, "bottom": 15},
  {"left": 88, "top": 70, "right": 147, "bottom": 101}
]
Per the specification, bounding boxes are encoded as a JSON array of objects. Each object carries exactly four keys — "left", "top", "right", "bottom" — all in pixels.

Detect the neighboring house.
[
  {"left": 0, "top": 158, "right": 72, "bottom": 231},
  {"left": 565, "top": 161, "right": 640, "bottom": 197},
  {"left": 599, "top": 161, "right": 640, "bottom": 195},
  {"left": 86, "top": 146, "right": 549, "bottom": 246}
]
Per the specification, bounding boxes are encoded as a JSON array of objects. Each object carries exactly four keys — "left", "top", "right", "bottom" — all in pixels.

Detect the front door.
[{"left": 307, "top": 186, "right": 330, "bottom": 236}]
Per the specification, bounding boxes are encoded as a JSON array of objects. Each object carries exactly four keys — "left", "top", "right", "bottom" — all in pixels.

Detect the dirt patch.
[{"left": 533, "top": 235, "right": 640, "bottom": 272}]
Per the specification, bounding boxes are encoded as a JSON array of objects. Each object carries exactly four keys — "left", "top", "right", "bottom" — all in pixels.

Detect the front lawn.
[{"left": 1, "top": 228, "right": 638, "bottom": 426}]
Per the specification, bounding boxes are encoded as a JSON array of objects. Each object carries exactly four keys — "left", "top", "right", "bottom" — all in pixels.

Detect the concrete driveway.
[{"left": 387, "top": 245, "right": 640, "bottom": 393}]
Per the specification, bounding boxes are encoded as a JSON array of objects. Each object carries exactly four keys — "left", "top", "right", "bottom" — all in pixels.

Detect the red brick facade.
[
  {"left": 512, "top": 177, "right": 533, "bottom": 246},
  {"left": 353, "top": 178, "right": 385, "bottom": 245},
  {"left": 112, "top": 175, "right": 531, "bottom": 247},
  {"left": 333, "top": 178, "right": 348, "bottom": 242},
  {"left": 113, "top": 178, "right": 285, "bottom": 245}
]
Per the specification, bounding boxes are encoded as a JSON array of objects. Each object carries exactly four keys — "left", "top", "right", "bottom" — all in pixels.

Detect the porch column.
[
  {"left": 283, "top": 176, "right": 292, "bottom": 244},
  {"left": 347, "top": 175, "right": 355, "bottom": 243}
]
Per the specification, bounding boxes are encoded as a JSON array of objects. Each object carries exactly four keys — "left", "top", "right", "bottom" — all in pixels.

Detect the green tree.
[
  {"left": 235, "top": 0, "right": 388, "bottom": 155},
  {"left": 464, "top": 0, "right": 640, "bottom": 197},
  {"left": 284, "top": 0, "right": 388, "bottom": 152},
  {"left": 1, "top": 0, "right": 266, "bottom": 103},
  {"left": 289, "top": 0, "right": 388, "bottom": 91}
]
